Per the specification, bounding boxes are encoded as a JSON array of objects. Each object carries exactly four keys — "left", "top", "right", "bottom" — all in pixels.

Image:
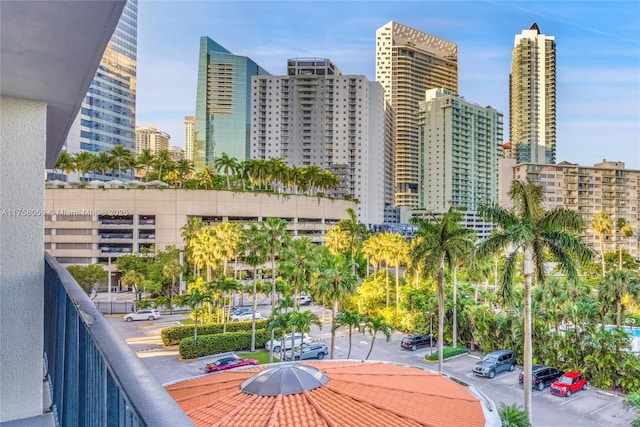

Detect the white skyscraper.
[
  {"left": 509, "top": 23, "right": 556, "bottom": 164},
  {"left": 250, "top": 59, "right": 394, "bottom": 226}
]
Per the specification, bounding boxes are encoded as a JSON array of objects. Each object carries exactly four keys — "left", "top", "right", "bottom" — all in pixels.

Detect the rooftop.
[{"left": 166, "top": 361, "right": 486, "bottom": 427}]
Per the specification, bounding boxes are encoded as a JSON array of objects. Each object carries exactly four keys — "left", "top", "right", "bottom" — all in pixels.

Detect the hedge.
[
  {"left": 161, "top": 320, "right": 268, "bottom": 346},
  {"left": 179, "top": 329, "right": 270, "bottom": 359},
  {"left": 424, "top": 346, "right": 469, "bottom": 361}
]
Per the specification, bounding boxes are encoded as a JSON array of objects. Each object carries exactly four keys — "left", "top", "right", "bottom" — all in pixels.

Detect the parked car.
[
  {"left": 297, "top": 294, "right": 312, "bottom": 306},
  {"left": 472, "top": 349, "right": 516, "bottom": 378},
  {"left": 285, "top": 343, "right": 329, "bottom": 361},
  {"left": 519, "top": 364, "right": 564, "bottom": 391},
  {"left": 230, "top": 311, "right": 264, "bottom": 322},
  {"left": 204, "top": 356, "right": 258, "bottom": 373},
  {"left": 265, "top": 333, "right": 310, "bottom": 353},
  {"left": 400, "top": 334, "right": 434, "bottom": 351},
  {"left": 230, "top": 307, "right": 253, "bottom": 317},
  {"left": 550, "top": 371, "right": 588, "bottom": 397},
  {"left": 123, "top": 309, "right": 160, "bottom": 322}
]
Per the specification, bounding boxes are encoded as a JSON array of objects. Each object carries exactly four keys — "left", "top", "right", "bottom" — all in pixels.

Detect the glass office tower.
[
  {"left": 194, "top": 36, "right": 270, "bottom": 171},
  {"left": 64, "top": 0, "right": 137, "bottom": 158}
]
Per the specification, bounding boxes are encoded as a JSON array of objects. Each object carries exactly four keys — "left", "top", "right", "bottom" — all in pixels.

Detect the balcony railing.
[{"left": 44, "top": 253, "right": 193, "bottom": 426}]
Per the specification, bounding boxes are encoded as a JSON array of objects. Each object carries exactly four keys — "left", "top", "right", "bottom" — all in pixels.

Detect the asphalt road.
[{"left": 107, "top": 304, "right": 636, "bottom": 427}]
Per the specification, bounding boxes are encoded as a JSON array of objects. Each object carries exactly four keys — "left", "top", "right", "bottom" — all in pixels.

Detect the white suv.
[
  {"left": 123, "top": 309, "right": 160, "bottom": 322},
  {"left": 265, "top": 333, "right": 310, "bottom": 353}
]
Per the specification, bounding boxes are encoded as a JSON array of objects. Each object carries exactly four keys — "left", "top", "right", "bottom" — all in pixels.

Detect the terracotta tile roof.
[{"left": 166, "top": 361, "right": 485, "bottom": 427}]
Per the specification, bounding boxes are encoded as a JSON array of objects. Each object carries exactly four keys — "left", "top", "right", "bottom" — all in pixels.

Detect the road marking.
[
  {"left": 560, "top": 394, "right": 584, "bottom": 405},
  {"left": 590, "top": 402, "right": 613, "bottom": 415},
  {"left": 334, "top": 346, "right": 341, "bottom": 350},
  {"left": 359, "top": 341, "right": 368, "bottom": 345}
]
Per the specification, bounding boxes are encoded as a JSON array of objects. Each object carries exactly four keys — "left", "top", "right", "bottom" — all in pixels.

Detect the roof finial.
[{"left": 529, "top": 23, "right": 540, "bottom": 34}]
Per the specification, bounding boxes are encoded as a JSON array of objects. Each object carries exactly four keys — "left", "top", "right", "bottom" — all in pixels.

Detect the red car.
[
  {"left": 204, "top": 356, "right": 258, "bottom": 373},
  {"left": 549, "top": 371, "right": 588, "bottom": 397}
]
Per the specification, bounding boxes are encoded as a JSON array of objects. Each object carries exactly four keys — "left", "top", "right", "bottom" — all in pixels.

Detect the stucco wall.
[{"left": 0, "top": 96, "right": 46, "bottom": 421}]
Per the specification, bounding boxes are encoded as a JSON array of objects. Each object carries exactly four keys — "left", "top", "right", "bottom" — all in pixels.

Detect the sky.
[{"left": 136, "top": 0, "right": 640, "bottom": 169}]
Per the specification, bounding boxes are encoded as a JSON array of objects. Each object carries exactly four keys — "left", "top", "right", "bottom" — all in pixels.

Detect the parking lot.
[{"left": 108, "top": 305, "right": 636, "bottom": 427}]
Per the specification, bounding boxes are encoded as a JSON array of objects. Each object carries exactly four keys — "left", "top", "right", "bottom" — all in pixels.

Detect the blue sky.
[{"left": 136, "top": 1, "right": 640, "bottom": 169}]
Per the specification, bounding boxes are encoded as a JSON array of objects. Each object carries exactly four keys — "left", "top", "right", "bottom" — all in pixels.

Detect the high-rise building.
[
  {"left": 509, "top": 23, "right": 556, "bottom": 164},
  {"left": 135, "top": 125, "right": 170, "bottom": 155},
  {"left": 376, "top": 21, "right": 458, "bottom": 208},
  {"left": 195, "top": 37, "right": 270, "bottom": 171},
  {"left": 250, "top": 58, "right": 395, "bottom": 226},
  {"left": 184, "top": 115, "right": 195, "bottom": 161},
  {"left": 64, "top": 0, "right": 137, "bottom": 158},
  {"left": 500, "top": 159, "right": 639, "bottom": 260},
  {"left": 418, "top": 88, "right": 503, "bottom": 212}
]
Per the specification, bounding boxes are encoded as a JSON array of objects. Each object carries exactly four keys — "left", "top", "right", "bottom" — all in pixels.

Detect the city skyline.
[{"left": 136, "top": 1, "right": 640, "bottom": 169}]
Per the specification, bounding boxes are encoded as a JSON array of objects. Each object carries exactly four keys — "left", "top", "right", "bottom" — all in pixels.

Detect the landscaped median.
[
  {"left": 424, "top": 346, "right": 469, "bottom": 362},
  {"left": 160, "top": 319, "right": 271, "bottom": 359},
  {"left": 161, "top": 319, "right": 268, "bottom": 346}
]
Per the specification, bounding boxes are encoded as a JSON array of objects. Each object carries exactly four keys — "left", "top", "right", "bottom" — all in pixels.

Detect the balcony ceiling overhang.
[{"left": 0, "top": 0, "right": 126, "bottom": 167}]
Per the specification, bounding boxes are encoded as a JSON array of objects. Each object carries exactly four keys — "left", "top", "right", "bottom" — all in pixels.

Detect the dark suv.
[
  {"left": 400, "top": 334, "right": 434, "bottom": 351},
  {"left": 472, "top": 349, "right": 516, "bottom": 378},
  {"left": 519, "top": 364, "right": 564, "bottom": 391}
]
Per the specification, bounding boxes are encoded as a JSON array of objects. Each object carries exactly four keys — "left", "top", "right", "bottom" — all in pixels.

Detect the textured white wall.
[{"left": 0, "top": 96, "right": 46, "bottom": 421}]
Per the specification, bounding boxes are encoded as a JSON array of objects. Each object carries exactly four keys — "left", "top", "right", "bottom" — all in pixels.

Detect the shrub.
[
  {"left": 161, "top": 320, "right": 268, "bottom": 346},
  {"left": 179, "top": 329, "right": 270, "bottom": 359},
  {"left": 425, "top": 346, "right": 469, "bottom": 361}
]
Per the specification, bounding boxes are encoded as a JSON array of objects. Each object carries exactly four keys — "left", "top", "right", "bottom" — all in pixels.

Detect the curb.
[{"left": 424, "top": 352, "right": 470, "bottom": 363}]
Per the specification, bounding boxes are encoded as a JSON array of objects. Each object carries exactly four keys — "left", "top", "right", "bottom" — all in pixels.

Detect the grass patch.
[
  {"left": 238, "top": 351, "right": 280, "bottom": 364},
  {"left": 178, "top": 319, "right": 194, "bottom": 325},
  {"left": 424, "top": 346, "right": 469, "bottom": 361}
]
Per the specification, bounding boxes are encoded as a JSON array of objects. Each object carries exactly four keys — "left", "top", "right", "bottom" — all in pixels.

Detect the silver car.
[{"left": 285, "top": 343, "right": 328, "bottom": 361}]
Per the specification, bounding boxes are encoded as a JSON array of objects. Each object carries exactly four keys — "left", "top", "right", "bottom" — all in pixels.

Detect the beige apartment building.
[
  {"left": 45, "top": 188, "right": 355, "bottom": 265},
  {"left": 500, "top": 159, "right": 640, "bottom": 260},
  {"left": 134, "top": 124, "right": 170, "bottom": 155},
  {"left": 376, "top": 21, "right": 458, "bottom": 208}
]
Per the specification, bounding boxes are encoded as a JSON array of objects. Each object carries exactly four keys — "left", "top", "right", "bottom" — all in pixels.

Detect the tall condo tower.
[
  {"left": 250, "top": 59, "right": 395, "bottom": 226},
  {"left": 509, "top": 23, "right": 556, "bottom": 164},
  {"left": 418, "top": 89, "right": 503, "bottom": 212},
  {"left": 184, "top": 116, "right": 195, "bottom": 161},
  {"left": 135, "top": 125, "right": 170, "bottom": 155},
  {"left": 376, "top": 21, "right": 458, "bottom": 208},
  {"left": 195, "top": 37, "right": 270, "bottom": 171},
  {"left": 64, "top": 0, "right": 137, "bottom": 157}
]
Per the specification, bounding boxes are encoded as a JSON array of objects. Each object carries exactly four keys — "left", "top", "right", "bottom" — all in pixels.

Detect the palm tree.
[
  {"left": 316, "top": 252, "right": 358, "bottom": 359},
  {"left": 214, "top": 153, "right": 238, "bottom": 190},
  {"left": 498, "top": 403, "right": 531, "bottom": 427},
  {"left": 259, "top": 217, "right": 290, "bottom": 363},
  {"left": 362, "top": 234, "right": 385, "bottom": 276},
  {"left": 153, "top": 149, "right": 173, "bottom": 181},
  {"left": 267, "top": 310, "right": 293, "bottom": 362},
  {"left": 598, "top": 270, "right": 640, "bottom": 327},
  {"left": 266, "top": 157, "right": 287, "bottom": 192},
  {"left": 324, "top": 226, "right": 349, "bottom": 257},
  {"left": 196, "top": 165, "right": 215, "bottom": 189},
  {"left": 72, "top": 151, "right": 96, "bottom": 183},
  {"left": 175, "top": 158, "right": 194, "bottom": 187},
  {"left": 618, "top": 219, "right": 634, "bottom": 270},
  {"left": 623, "top": 391, "right": 640, "bottom": 427},
  {"left": 185, "top": 288, "right": 212, "bottom": 343},
  {"left": 289, "top": 310, "right": 322, "bottom": 361},
  {"left": 409, "top": 208, "right": 476, "bottom": 374},
  {"left": 474, "top": 180, "right": 593, "bottom": 421},
  {"left": 214, "top": 222, "right": 241, "bottom": 277},
  {"left": 240, "top": 224, "right": 268, "bottom": 352},
  {"left": 94, "top": 151, "right": 112, "bottom": 180},
  {"left": 386, "top": 233, "right": 408, "bottom": 313},
  {"left": 54, "top": 150, "right": 74, "bottom": 180},
  {"left": 591, "top": 211, "right": 612, "bottom": 276},
  {"left": 136, "top": 148, "right": 155, "bottom": 181},
  {"left": 162, "top": 250, "right": 183, "bottom": 315},
  {"left": 109, "top": 144, "right": 133, "bottom": 179},
  {"left": 362, "top": 315, "right": 392, "bottom": 360},
  {"left": 333, "top": 309, "right": 361, "bottom": 358},
  {"left": 337, "top": 207, "right": 367, "bottom": 273},
  {"left": 279, "top": 238, "right": 318, "bottom": 311},
  {"left": 302, "top": 165, "right": 323, "bottom": 196}
]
